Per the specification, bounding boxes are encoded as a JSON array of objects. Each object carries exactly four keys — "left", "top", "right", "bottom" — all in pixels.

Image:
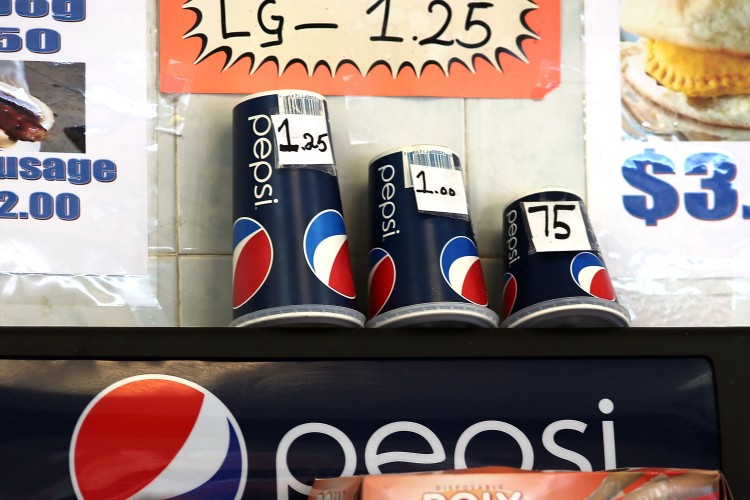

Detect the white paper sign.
[
  {"left": 0, "top": 3, "right": 148, "bottom": 275},
  {"left": 583, "top": 0, "right": 750, "bottom": 280},
  {"left": 521, "top": 201, "right": 592, "bottom": 253},
  {"left": 408, "top": 163, "right": 469, "bottom": 217},
  {"left": 271, "top": 114, "right": 334, "bottom": 166}
]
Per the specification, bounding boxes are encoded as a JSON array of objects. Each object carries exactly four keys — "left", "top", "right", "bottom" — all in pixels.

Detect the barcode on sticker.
[
  {"left": 405, "top": 149, "right": 457, "bottom": 170},
  {"left": 279, "top": 94, "right": 324, "bottom": 116},
  {"left": 403, "top": 149, "right": 458, "bottom": 189}
]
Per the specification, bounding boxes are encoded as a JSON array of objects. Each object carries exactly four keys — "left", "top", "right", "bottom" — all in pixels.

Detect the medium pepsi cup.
[
  {"left": 500, "top": 189, "right": 630, "bottom": 328},
  {"left": 231, "top": 90, "right": 364, "bottom": 328},
  {"left": 367, "top": 145, "right": 498, "bottom": 328}
]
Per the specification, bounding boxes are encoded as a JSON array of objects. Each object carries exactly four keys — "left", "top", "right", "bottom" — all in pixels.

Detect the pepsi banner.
[{"left": 0, "top": 358, "right": 718, "bottom": 499}]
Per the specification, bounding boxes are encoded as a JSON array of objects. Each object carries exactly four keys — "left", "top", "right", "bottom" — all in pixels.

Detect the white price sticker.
[
  {"left": 521, "top": 201, "right": 592, "bottom": 252},
  {"left": 271, "top": 114, "right": 334, "bottom": 166},
  {"left": 409, "top": 164, "right": 469, "bottom": 217}
]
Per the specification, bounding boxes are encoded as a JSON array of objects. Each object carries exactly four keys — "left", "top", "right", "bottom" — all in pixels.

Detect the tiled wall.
[
  {"left": 160, "top": 1, "right": 581, "bottom": 327},
  {"left": 165, "top": 0, "right": 750, "bottom": 328}
]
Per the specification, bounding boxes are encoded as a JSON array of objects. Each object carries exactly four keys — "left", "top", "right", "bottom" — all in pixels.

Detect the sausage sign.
[{"left": 159, "top": 0, "right": 560, "bottom": 97}]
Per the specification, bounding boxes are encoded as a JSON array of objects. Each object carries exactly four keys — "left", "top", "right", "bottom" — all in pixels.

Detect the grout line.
[{"left": 172, "top": 99, "right": 183, "bottom": 327}]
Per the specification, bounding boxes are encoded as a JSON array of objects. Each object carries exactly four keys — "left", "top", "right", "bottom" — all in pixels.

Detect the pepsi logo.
[
  {"left": 501, "top": 272, "right": 518, "bottom": 319},
  {"left": 368, "top": 247, "right": 396, "bottom": 318},
  {"left": 233, "top": 217, "right": 273, "bottom": 309},
  {"left": 440, "top": 236, "right": 488, "bottom": 306},
  {"left": 304, "top": 209, "right": 356, "bottom": 299},
  {"left": 570, "top": 252, "right": 616, "bottom": 301},
  {"left": 70, "top": 375, "right": 248, "bottom": 500}
]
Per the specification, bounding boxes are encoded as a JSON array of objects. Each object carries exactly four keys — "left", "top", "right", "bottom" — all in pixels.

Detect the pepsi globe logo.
[
  {"left": 303, "top": 209, "right": 356, "bottom": 299},
  {"left": 368, "top": 247, "right": 396, "bottom": 318},
  {"left": 501, "top": 272, "right": 518, "bottom": 319},
  {"left": 233, "top": 217, "right": 273, "bottom": 309},
  {"left": 440, "top": 236, "right": 488, "bottom": 306},
  {"left": 570, "top": 252, "right": 616, "bottom": 301},
  {"left": 70, "top": 375, "right": 248, "bottom": 500}
]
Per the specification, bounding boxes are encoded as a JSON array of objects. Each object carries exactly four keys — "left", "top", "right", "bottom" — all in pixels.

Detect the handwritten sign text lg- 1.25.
[{"left": 183, "top": 0, "right": 538, "bottom": 76}]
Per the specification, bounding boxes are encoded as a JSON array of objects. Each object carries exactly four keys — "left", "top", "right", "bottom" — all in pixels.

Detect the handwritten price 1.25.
[
  {"left": 241, "top": 0, "right": 496, "bottom": 49},
  {"left": 202, "top": 0, "right": 535, "bottom": 78},
  {"left": 622, "top": 149, "right": 750, "bottom": 226}
]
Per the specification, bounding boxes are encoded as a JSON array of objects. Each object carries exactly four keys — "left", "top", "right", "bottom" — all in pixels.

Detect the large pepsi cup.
[
  {"left": 231, "top": 90, "right": 364, "bottom": 328},
  {"left": 500, "top": 189, "right": 630, "bottom": 328},
  {"left": 367, "top": 145, "right": 498, "bottom": 328}
]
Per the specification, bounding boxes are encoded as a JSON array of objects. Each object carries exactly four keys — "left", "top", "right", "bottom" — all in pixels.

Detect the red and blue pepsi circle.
[
  {"left": 440, "top": 236, "right": 489, "bottom": 306},
  {"left": 69, "top": 375, "right": 247, "bottom": 500},
  {"left": 304, "top": 209, "right": 357, "bottom": 299},
  {"left": 367, "top": 145, "right": 498, "bottom": 328},
  {"left": 368, "top": 247, "right": 396, "bottom": 319},
  {"left": 231, "top": 90, "right": 364, "bottom": 328},
  {"left": 500, "top": 189, "right": 630, "bottom": 328},
  {"left": 570, "top": 252, "right": 617, "bottom": 301},
  {"left": 233, "top": 217, "right": 273, "bottom": 310}
]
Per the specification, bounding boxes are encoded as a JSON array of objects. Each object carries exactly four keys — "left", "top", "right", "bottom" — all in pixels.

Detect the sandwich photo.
[
  {"left": 0, "top": 80, "right": 54, "bottom": 149},
  {"left": 619, "top": 0, "right": 750, "bottom": 140}
]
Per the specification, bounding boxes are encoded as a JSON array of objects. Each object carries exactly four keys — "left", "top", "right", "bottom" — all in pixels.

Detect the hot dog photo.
[{"left": 0, "top": 60, "right": 85, "bottom": 152}]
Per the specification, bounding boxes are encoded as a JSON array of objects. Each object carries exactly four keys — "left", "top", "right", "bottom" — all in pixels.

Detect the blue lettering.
[
  {"left": 67, "top": 158, "right": 91, "bottom": 185},
  {"left": 0, "top": 156, "right": 117, "bottom": 185},
  {"left": 0, "top": 157, "right": 17, "bottom": 179},
  {"left": 93, "top": 159, "right": 117, "bottom": 182},
  {"left": 19, "top": 156, "right": 41, "bottom": 180},
  {"left": 0, "top": 0, "right": 85, "bottom": 21},
  {"left": 52, "top": 0, "right": 86, "bottom": 22},
  {"left": 43, "top": 157, "right": 66, "bottom": 181}
]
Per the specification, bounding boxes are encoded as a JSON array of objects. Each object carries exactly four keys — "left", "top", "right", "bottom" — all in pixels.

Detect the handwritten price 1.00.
[
  {"left": 622, "top": 149, "right": 750, "bottom": 226},
  {"left": 415, "top": 169, "right": 457, "bottom": 197},
  {"left": 0, "top": 191, "right": 80, "bottom": 221}
]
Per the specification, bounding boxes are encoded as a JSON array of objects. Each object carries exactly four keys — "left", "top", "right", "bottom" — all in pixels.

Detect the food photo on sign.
[
  {"left": 0, "top": 61, "right": 54, "bottom": 152},
  {"left": 584, "top": 0, "right": 750, "bottom": 326},
  {"left": 618, "top": 0, "right": 750, "bottom": 142}
]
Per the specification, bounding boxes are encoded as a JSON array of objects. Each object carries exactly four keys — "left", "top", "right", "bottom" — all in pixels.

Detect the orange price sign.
[{"left": 160, "top": 0, "right": 560, "bottom": 98}]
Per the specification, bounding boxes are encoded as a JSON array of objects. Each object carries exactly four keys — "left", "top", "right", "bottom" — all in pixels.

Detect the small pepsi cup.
[
  {"left": 231, "top": 90, "right": 364, "bottom": 328},
  {"left": 500, "top": 189, "right": 630, "bottom": 328},
  {"left": 367, "top": 145, "right": 498, "bottom": 328}
]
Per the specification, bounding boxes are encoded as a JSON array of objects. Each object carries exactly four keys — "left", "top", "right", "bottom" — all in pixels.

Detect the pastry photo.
[{"left": 619, "top": 0, "right": 750, "bottom": 141}]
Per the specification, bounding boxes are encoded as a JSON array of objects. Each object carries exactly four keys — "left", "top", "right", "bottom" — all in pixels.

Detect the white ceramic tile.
[
  {"left": 327, "top": 96, "right": 465, "bottom": 257},
  {"left": 151, "top": 128, "right": 177, "bottom": 253},
  {"left": 179, "top": 255, "right": 233, "bottom": 327},
  {"left": 177, "top": 94, "right": 237, "bottom": 255},
  {"left": 152, "top": 255, "right": 178, "bottom": 327},
  {"left": 560, "top": 0, "right": 584, "bottom": 84},
  {"left": 465, "top": 82, "right": 585, "bottom": 257}
]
